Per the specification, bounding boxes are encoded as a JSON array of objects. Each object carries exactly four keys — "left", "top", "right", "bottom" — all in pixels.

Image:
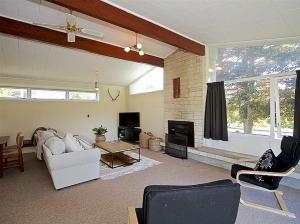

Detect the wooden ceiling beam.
[
  {"left": 0, "top": 16, "right": 164, "bottom": 67},
  {"left": 45, "top": 0, "right": 205, "bottom": 56}
]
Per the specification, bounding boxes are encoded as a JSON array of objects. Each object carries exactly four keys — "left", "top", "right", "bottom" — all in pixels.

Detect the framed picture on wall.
[{"left": 173, "top": 77, "right": 180, "bottom": 98}]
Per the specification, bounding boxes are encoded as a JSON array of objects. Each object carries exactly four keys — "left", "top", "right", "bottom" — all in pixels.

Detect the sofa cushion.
[
  {"left": 74, "top": 135, "right": 94, "bottom": 150},
  {"left": 63, "top": 133, "right": 84, "bottom": 153},
  {"left": 45, "top": 137, "right": 65, "bottom": 155}
]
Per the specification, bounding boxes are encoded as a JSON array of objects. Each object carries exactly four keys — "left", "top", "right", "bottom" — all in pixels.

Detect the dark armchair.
[
  {"left": 231, "top": 136, "right": 300, "bottom": 218},
  {"left": 128, "top": 179, "right": 241, "bottom": 224}
]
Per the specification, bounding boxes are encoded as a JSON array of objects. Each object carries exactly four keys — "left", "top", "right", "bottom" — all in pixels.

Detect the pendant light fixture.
[
  {"left": 124, "top": 33, "right": 144, "bottom": 56},
  {"left": 94, "top": 71, "right": 99, "bottom": 91}
]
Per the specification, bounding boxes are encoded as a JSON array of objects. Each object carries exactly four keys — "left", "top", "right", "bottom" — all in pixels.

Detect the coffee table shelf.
[{"left": 95, "top": 141, "right": 140, "bottom": 169}]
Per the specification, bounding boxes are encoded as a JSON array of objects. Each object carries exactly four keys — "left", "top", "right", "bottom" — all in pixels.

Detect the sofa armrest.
[
  {"left": 128, "top": 207, "right": 138, "bottom": 224},
  {"left": 44, "top": 146, "right": 100, "bottom": 171}
]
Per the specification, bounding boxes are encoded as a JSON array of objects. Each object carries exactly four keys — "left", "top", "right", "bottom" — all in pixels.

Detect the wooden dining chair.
[{"left": 0, "top": 133, "right": 25, "bottom": 177}]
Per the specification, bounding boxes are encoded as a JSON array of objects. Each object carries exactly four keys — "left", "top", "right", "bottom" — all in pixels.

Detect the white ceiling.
[
  {"left": 107, "top": 0, "right": 300, "bottom": 45},
  {"left": 0, "top": 0, "right": 175, "bottom": 85}
]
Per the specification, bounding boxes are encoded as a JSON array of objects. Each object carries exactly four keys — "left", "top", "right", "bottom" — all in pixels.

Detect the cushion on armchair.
[
  {"left": 139, "top": 179, "right": 240, "bottom": 224},
  {"left": 253, "top": 149, "right": 278, "bottom": 182},
  {"left": 231, "top": 164, "right": 276, "bottom": 190},
  {"left": 271, "top": 136, "right": 300, "bottom": 189}
]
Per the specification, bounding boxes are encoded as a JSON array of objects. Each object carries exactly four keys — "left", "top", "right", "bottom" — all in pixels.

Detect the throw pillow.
[
  {"left": 63, "top": 133, "right": 84, "bottom": 153},
  {"left": 45, "top": 137, "right": 65, "bottom": 155},
  {"left": 74, "top": 135, "right": 94, "bottom": 150},
  {"left": 254, "top": 149, "right": 277, "bottom": 182},
  {"left": 39, "top": 130, "right": 55, "bottom": 140}
]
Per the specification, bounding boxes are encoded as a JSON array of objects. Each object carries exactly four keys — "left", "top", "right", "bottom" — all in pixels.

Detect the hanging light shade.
[
  {"left": 95, "top": 81, "right": 99, "bottom": 91},
  {"left": 95, "top": 71, "right": 99, "bottom": 91},
  {"left": 139, "top": 50, "right": 144, "bottom": 56},
  {"left": 124, "top": 33, "right": 145, "bottom": 56}
]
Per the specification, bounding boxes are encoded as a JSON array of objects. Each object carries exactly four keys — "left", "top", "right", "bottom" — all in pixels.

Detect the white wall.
[
  {"left": 126, "top": 90, "right": 164, "bottom": 138},
  {"left": 204, "top": 133, "right": 282, "bottom": 157},
  {"left": 0, "top": 77, "right": 126, "bottom": 145}
]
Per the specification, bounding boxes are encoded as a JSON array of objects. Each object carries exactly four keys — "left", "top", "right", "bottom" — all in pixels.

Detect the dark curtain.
[
  {"left": 204, "top": 81, "right": 228, "bottom": 141},
  {"left": 294, "top": 70, "right": 300, "bottom": 139}
]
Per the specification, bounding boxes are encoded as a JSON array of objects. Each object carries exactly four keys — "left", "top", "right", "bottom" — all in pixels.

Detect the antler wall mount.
[{"left": 107, "top": 88, "right": 120, "bottom": 102}]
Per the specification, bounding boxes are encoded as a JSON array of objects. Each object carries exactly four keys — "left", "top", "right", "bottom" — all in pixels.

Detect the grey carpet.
[{"left": 0, "top": 149, "right": 299, "bottom": 224}]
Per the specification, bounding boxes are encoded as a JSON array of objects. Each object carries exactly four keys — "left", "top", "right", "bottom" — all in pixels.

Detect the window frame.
[
  {"left": 0, "top": 86, "right": 99, "bottom": 102},
  {"left": 273, "top": 75, "right": 297, "bottom": 138}
]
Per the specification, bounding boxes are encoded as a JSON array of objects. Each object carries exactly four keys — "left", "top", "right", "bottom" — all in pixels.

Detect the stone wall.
[{"left": 164, "top": 49, "right": 205, "bottom": 147}]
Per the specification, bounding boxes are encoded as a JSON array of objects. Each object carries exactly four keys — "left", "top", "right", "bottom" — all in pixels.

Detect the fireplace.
[{"left": 168, "top": 120, "right": 194, "bottom": 147}]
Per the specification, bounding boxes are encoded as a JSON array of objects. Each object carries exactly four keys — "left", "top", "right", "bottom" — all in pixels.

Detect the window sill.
[{"left": 228, "top": 132, "right": 270, "bottom": 138}]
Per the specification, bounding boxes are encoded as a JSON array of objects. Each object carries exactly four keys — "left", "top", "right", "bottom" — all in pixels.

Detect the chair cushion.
[
  {"left": 142, "top": 180, "right": 240, "bottom": 224},
  {"left": 231, "top": 136, "right": 300, "bottom": 191},
  {"left": 143, "top": 179, "right": 233, "bottom": 214},
  {"left": 45, "top": 137, "right": 65, "bottom": 155},
  {"left": 231, "top": 164, "right": 276, "bottom": 190},
  {"left": 254, "top": 149, "right": 277, "bottom": 182},
  {"left": 276, "top": 136, "right": 300, "bottom": 170}
]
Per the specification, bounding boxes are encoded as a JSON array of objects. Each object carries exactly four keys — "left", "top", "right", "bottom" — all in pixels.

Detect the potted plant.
[{"left": 92, "top": 125, "right": 108, "bottom": 143}]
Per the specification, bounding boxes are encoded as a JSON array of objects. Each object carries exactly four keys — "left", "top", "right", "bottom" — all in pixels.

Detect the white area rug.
[{"left": 99, "top": 152, "right": 161, "bottom": 180}]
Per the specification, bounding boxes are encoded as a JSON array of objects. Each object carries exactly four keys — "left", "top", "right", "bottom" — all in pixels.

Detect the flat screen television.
[{"left": 119, "top": 112, "right": 140, "bottom": 127}]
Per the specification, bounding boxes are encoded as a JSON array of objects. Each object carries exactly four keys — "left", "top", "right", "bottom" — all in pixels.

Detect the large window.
[
  {"left": 129, "top": 67, "right": 164, "bottom": 95},
  {"left": 209, "top": 41, "right": 299, "bottom": 137},
  {"left": 226, "top": 79, "right": 270, "bottom": 135},
  {"left": 0, "top": 86, "right": 98, "bottom": 102},
  {"left": 212, "top": 42, "right": 300, "bottom": 81}
]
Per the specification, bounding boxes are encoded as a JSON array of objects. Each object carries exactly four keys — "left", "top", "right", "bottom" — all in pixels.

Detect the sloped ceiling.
[
  {"left": 107, "top": 0, "right": 300, "bottom": 45},
  {"left": 0, "top": 0, "right": 176, "bottom": 85}
]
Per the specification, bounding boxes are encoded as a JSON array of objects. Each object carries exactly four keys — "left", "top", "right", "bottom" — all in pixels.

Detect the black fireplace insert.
[{"left": 168, "top": 120, "right": 194, "bottom": 147}]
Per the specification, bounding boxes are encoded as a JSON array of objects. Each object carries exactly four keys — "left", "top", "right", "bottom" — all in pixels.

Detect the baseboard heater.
[{"left": 165, "top": 134, "right": 188, "bottom": 159}]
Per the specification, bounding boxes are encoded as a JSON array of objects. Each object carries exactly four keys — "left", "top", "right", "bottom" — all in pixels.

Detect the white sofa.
[{"left": 43, "top": 145, "right": 100, "bottom": 190}]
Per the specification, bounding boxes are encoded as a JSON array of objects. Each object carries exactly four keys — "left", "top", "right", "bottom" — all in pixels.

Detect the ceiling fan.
[{"left": 33, "top": 12, "right": 104, "bottom": 42}]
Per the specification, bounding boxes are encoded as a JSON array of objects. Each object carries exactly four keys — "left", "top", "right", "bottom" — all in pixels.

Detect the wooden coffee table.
[{"left": 95, "top": 141, "right": 140, "bottom": 169}]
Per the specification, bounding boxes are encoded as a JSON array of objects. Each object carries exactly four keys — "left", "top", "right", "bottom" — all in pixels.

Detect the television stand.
[{"left": 118, "top": 126, "right": 141, "bottom": 143}]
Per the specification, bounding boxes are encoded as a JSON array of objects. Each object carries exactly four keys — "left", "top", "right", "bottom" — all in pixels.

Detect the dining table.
[{"left": 0, "top": 136, "right": 9, "bottom": 177}]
